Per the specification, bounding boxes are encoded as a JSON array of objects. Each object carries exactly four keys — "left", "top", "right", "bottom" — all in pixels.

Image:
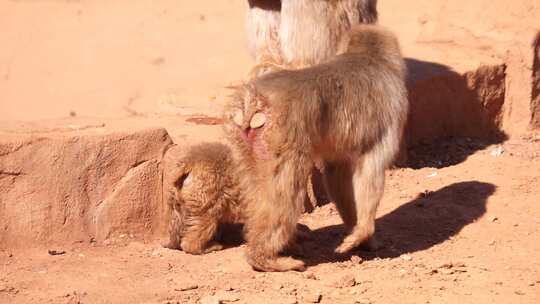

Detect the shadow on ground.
[
  {"left": 302, "top": 181, "right": 496, "bottom": 266},
  {"left": 401, "top": 58, "right": 507, "bottom": 169}
]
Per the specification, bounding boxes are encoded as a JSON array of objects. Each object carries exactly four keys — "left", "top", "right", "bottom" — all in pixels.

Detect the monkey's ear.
[
  {"left": 171, "top": 161, "right": 190, "bottom": 186},
  {"left": 172, "top": 170, "right": 192, "bottom": 190},
  {"left": 177, "top": 173, "right": 192, "bottom": 188}
]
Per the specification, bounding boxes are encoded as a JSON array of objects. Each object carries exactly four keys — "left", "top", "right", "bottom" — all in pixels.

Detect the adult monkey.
[
  {"left": 225, "top": 25, "right": 407, "bottom": 271},
  {"left": 246, "top": 0, "right": 378, "bottom": 77},
  {"left": 245, "top": 0, "right": 379, "bottom": 212}
]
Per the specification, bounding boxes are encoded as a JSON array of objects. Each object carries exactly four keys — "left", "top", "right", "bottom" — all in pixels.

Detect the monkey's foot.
[
  {"left": 335, "top": 231, "right": 372, "bottom": 254},
  {"left": 161, "top": 239, "right": 181, "bottom": 250},
  {"left": 203, "top": 242, "right": 224, "bottom": 254},
  {"left": 247, "top": 253, "right": 306, "bottom": 272},
  {"left": 181, "top": 240, "right": 223, "bottom": 255}
]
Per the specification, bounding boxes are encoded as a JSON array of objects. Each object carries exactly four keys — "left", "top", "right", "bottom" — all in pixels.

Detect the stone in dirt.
[
  {"left": 340, "top": 274, "right": 357, "bottom": 288},
  {"left": 176, "top": 283, "right": 198, "bottom": 291},
  {"left": 303, "top": 291, "right": 322, "bottom": 303},
  {"left": 350, "top": 255, "right": 363, "bottom": 264},
  {"left": 200, "top": 296, "right": 221, "bottom": 304}
]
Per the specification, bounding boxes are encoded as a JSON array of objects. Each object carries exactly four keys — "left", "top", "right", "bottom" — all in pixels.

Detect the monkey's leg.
[
  {"left": 335, "top": 154, "right": 385, "bottom": 254},
  {"left": 181, "top": 218, "right": 223, "bottom": 255},
  {"left": 323, "top": 160, "right": 357, "bottom": 230},
  {"left": 244, "top": 158, "right": 308, "bottom": 272}
]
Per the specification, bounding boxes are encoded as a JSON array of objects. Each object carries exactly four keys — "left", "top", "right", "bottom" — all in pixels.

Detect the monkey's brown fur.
[
  {"left": 246, "top": 0, "right": 378, "bottom": 77},
  {"left": 224, "top": 25, "right": 408, "bottom": 272},
  {"left": 163, "top": 142, "right": 243, "bottom": 254}
]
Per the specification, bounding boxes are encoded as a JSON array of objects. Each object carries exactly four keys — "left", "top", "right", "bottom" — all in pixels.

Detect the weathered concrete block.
[
  {"left": 0, "top": 127, "right": 173, "bottom": 248},
  {"left": 405, "top": 61, "right": 506, "bottom": 146}
]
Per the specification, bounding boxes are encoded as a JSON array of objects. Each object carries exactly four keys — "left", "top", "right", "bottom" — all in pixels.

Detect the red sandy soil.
[
  {"left": 1, "top": 1, "right": 540, "bottom": 303},
  {"left": 2, "top": 137, "right": 539, "bottom": 304}
]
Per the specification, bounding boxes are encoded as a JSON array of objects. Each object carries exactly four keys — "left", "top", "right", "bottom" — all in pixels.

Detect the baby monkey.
[
  {"left": 162, "top": 142, "right": 243, "bottom": 254},
  {"left": 162, "top": 142, "right": 312, "bottom": 255}
]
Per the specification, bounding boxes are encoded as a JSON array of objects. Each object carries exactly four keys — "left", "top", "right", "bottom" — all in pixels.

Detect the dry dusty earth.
[
  {"left": 1, "top": 138, "right": 540, "bottom": 304},
  {"left": 1, "top": 0, "right": 540, "bottom": 303}
]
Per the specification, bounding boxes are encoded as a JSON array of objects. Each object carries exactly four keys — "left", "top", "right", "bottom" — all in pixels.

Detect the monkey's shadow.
[{"left": 300, "top": 181, "right": 495, "bottom": 266}]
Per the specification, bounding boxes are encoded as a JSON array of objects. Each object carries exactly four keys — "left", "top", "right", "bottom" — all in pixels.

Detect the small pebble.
[
  {"left": 350, "top": 255, "right": 363, "bottom": 264},
  {"left": 303, "top": 271, "right": 317, "bottom": 280},
  {"left": 48, "top": 250, "right": 66, "bottom": 256},
  {"left": 401, "top": 254, "right": 413, "bottom": 261},
  {"left": 439, "top": 268, "right": 454, "bottom": 275},
  {"left": 200, "top": 295, "right": 221, "bottom": 304},
  {"left": 215, "top": 291, "right": 239, "bottom": 302},
  {"left": 303, "top": 291, "right": 322, "bottom": 303},
  {"left": 285, "top": 298, "right": 298, "bottom": 304},
  {"left": 341, "top": 274, "right": 357, "bottom": 287},
  {"left": 177, "top": 284, "right": 198, "bottom": 291}
]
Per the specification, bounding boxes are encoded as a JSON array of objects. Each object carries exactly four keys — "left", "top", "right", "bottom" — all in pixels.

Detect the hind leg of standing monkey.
[
  {"left": 335, "top": 153, "right": 385, "bottom": 253},
  {"left": 244, "top": 154, "right": 309, "bottom": 272},
  {"left": 324, "top": 160, "right": 357, "bottom": 230}
]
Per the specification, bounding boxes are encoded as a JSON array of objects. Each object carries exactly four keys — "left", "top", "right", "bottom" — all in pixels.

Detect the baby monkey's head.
[{"left": 164, "top": 142, "right": 242, "bottom": 253}]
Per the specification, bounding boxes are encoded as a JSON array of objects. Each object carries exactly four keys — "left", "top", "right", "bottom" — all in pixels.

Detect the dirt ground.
[
  {"left": 2, "top": 137, "right": 539, "bottom": 304},
  {"left": 1, "top": 1, "right": 540, "bottom": 303}
]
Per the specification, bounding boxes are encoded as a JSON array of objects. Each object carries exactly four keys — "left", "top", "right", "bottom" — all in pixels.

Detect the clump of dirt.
[{"left": 186, "top": 116, "right": 224, "bottom": 126}]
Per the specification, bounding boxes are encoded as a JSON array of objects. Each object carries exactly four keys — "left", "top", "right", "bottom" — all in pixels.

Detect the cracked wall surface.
[{"left": 0, "top": 127, "right": 173, "bottom": 248}]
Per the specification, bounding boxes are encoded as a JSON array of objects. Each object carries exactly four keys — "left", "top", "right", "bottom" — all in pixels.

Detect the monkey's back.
[
  {"left": 176, "top": 143, "right": 244, "bottom": 225},
  {"left": 254, "top": 26, "right": 408, "bottom": 159}
]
